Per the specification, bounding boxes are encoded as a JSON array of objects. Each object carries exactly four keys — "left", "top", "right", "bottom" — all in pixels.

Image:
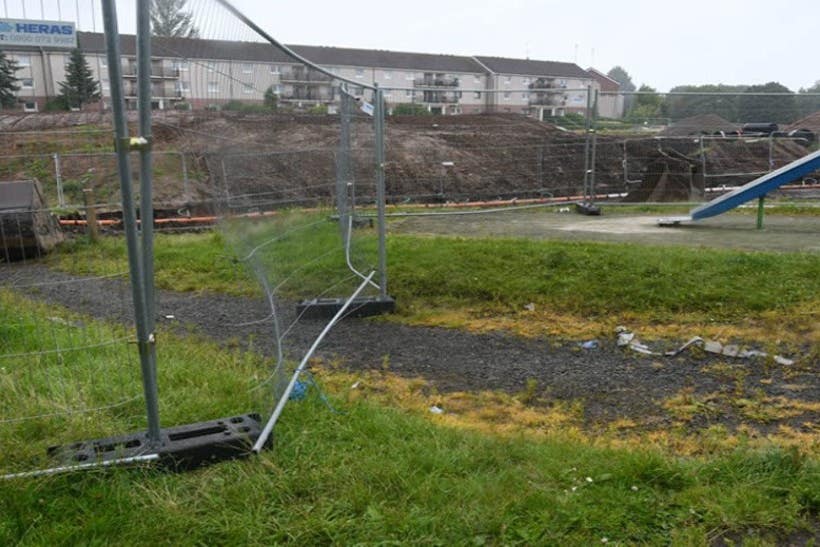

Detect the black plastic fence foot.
[
  {"left": 47, "top": 413, "right": 267, "bottom": 472},
  {"left": 297, "top": 296, "right": 396, "bottom": 320},
  {"left": 575, "top": 202, "right": 602, "bottom": 216}
]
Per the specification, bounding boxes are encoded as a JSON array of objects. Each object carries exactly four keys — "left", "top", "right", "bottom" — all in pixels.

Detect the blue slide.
[{"left": 688, "top": 149, "right": 820, "bottom": 221}]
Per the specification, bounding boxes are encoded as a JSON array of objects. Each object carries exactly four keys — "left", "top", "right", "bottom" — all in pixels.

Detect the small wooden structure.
[{"left": 0, "top": 180, "right": 64, "bottom": 261}]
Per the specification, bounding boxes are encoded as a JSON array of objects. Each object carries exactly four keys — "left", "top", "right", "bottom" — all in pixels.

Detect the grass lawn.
[
  {"left": 51, "top": 211, "right": 820, "bottom": 345},
  {"left": 0, "top": 294, "right": 817, "bottom": 545}
]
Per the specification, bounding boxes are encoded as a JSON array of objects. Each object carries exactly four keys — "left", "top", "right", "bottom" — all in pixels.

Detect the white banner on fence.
[{"left": 0, "top": 19, "right": 77, "bottom": 49}]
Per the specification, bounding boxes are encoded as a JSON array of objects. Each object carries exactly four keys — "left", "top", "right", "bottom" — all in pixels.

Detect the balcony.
[
  {"left": 122, "top": 63, "right": 179, "bottom": 79},
  {"left": 124, "top": 83, "right": 183, "bottom": 99},
  {"left": 528, "top": 78, "right": 557, "bottom": 90},
  {"left": 529, "top": 94, "right": 567, "bottom": 106},
  {"left": 280, "top": 69, "right": 334, "bottom": 83},
  {"left": 414, "top": 76, "right": 459, "bottom": 88},
  {"left": 280, "top": 89, "right": 335, "bottom": 102},
  {"left": 420, "top": 91, "right": 460, "bottom": 104}
]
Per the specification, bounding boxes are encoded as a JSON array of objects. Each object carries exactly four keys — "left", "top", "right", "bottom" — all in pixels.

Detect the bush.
[
  {"left": 222, "top": 100, "right": 274, "bottom": 113},
  {"left": 392, "top": 103, "right": 430, "bottom": 116},
  {"left": 307, "top": 104, "right": 328, "bottom": 115},
  {"left": 44, "top": 97, "right": 69, "bottom": 112},
  {"left": 173, "top": 101, "right": 191, "bottom": 111}
]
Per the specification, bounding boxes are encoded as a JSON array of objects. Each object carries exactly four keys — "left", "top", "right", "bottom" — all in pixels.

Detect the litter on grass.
[{"left": 613, "top": 327, "right": 795, "bottom": 365}]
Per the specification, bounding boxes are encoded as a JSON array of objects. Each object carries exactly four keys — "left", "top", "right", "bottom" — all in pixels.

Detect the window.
[
  {"left": 274, "top": 84, "right": 283, "bottom": 94},
  {"left": 503, "top": 91, "right": 510, "bottom": 100},
  {"left": 355, "top": 68, "right": 364, "bottom": 79},
  {"left": 504, "top": 76, "right": 511, "bottom": 85},
  {"left": 173, "top": 60, "right": 189, "bottom": 72},
  {"left": 23, "top": 101, "right": 37, "bottom": 112},
  {"left": 522, "top": 77, "right": 530, "bottom": 85},
  {"left": 21, "top": 78, "right": 34, "bottom": 88},
  {"left": 206, "top": 62, "right": 216, "bottom": 72},
  {"left": 383, "top": 71, "right": 392, "bottom": 80},
  {"left": 405, "top": 72, "right": 414, "bottom": 81},
  {"left": 559, "top": 79, "right": 567, "bottom": 88},
  {"left": 405, "top": 90, "right": 413, "bottom": 97},
  {"left": 243, "top": 83, "right": 254, "bottom": 94},
  {"left": 207, "top": 81, "right": 219, "bottom": 93},
  {"left": 522, "top": 92, "right": 527, "bottom": 99},
  {"left": 16, "top": 55, "right": 31, "bottom": 67},
  {"left": 270, "top": 65, "right": 280, "bottom": 74},
  {"left": 474, "top": 91, "right": 481, "bottom": 99},
  {"left": 242, "top": 63, "right": 253, "bottom": 74},
  {"left": 175, "top": 81, "right": 190, "bottom": 93},
  {"left": 473, "top": 75, "right": 481, "bottom": 84}
]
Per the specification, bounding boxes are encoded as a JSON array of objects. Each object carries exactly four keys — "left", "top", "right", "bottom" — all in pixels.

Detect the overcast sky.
[{"left": 10, "top": 0, "right": 820, "bottom": 92}]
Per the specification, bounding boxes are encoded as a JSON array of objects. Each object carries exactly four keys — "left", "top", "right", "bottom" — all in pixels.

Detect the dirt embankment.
[{"left": 2, "top": 112, "right": 815, "bottom": 209}]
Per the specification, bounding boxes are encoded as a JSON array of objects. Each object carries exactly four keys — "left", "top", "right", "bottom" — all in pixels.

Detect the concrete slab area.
[{"left": 390, "top": 209, "right": 820, "bottom": 253}]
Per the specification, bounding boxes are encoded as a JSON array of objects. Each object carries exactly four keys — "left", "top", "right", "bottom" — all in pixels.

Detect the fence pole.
[
  {"left": 589, "top": 89, "right": 599, "bottom": 203},
  {"left": 373, "top": 85, "right": 388, "bottom": 299},
  {"left": 82, "top": 188, "right": 99, "bottom": 242},
  {"left": 137, "top": 0, "right": 156, "bottom": 328},
  {"left": 179, "top": 151, "right": 190, "bottom": 199},
  {"left": 101, "top": 0, "right": 162, "bottom": 445},
  {"left": 582, "top": 85, "right": 592, "bottom": 201},
  {"left": 53, "top": 153, "right": 65, "bottom": 208}
]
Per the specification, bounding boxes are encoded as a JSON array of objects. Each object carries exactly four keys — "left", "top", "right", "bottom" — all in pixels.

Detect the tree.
[
  {"left": 737, "top": 82, "right": 798, "bottom": 124},
  {"left": 666, "top": 84, "right": 746, "bottom": 122},
  {"left": 797, "top": 80, "right": 820, "bottom": 118},
  {"left": 607, "top": 66, "right": 636, "bottom": 116},
  {"left": 58, "top": 49, "right": 100, "bottom": 110},
  {"left": 627, "top": 84, "right": 664, "bottom": 122},
  {"left": 0, "top": 51, "right": 20, "bottom": 109},
  {"left": 263, "top": 86, "right": 279, "bottom": 111},
  {"left": 150, "top": 0, "right": 199, "bottom": 38}
]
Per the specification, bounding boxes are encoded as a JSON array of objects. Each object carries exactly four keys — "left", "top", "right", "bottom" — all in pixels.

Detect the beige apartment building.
[{"left": 2, "top": 30, "right": 612, "bottom": 118}]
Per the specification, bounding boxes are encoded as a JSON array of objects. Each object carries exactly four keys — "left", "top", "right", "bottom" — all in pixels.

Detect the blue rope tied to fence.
[{"left": 289, "top": 371, "right": 346, "bottom": 415}]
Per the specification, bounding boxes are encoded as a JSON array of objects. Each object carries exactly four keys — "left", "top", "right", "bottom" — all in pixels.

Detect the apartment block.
[{"left": 1, "top": 29, "right": 604, "bottom": 118}]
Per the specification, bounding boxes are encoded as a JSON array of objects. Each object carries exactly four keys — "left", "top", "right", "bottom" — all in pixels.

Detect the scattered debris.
[
  {"left": 774, "top": 356, "right": 795, "bottom": 366},
  {"left": 615, "top": 327, "right": 798, "bottom": 364},
  {"left": 350, "top": 381, "right": 361, "bottom": 389},
  {"left": 429, "top": 405, "right": 444, "bottom": 415},
  {"left": 524, "top": 302, "right": 536, "bottom": 312},
  {"left": 580, "top": 340, "right": 599, "bottom": 350},
  {"left": 47, "top": 316, "right": 83, "bottom": 328},
  {"left": 164, "top": 314, "right": 176, "bottom": 320}
]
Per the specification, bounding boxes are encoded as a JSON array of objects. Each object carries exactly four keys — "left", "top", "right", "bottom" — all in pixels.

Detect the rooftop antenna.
[{"left": 525, "top": 41, "right": 530, "bottom": 60}]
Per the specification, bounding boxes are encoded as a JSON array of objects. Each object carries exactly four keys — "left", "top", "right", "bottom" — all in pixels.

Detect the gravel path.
[{"left": 2, "top": 263, "right": 817, "bottom": 432}]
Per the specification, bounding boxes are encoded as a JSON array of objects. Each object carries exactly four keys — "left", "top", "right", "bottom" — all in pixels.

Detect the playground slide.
[{"left": 688, "top": 149, "right": 820, "bottom": 221}]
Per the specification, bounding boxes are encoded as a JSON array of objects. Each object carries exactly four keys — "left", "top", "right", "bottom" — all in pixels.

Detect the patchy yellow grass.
[
  {"left": 390, "top": 299, "right": 820, "bottom": 348},
  {"left": 311, "top": 362, "right": 820, "bottom": 458}
]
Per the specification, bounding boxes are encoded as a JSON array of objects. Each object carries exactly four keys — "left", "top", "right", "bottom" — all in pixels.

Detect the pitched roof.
[
  {"left": 77, "top": 32, "right": 484, "bottom": 73},
  {"left": 586, "top": 68, "right": 621, "bottom": 91},
  {"left": 78, "top": 32, "right": 292, "bottom": 63},
  {"left": 289, "top": 45, "right": 484, "bottom": 73},
  {"left": 474, "top": 56, "right": 590, "bottom": 79}
]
